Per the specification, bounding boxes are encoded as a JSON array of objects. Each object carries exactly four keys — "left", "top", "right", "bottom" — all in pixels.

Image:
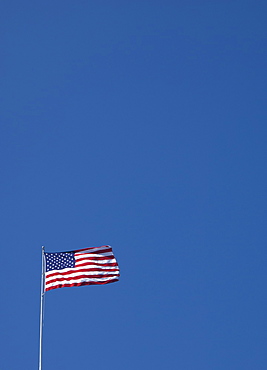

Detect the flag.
[{"left": 44, "top": 245, "right": 120, "bottom": 292}]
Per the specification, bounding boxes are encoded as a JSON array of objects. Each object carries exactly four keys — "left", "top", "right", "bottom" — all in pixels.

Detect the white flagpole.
[{"left": 39, "top": 246, "right": 45, "bottom": 370}]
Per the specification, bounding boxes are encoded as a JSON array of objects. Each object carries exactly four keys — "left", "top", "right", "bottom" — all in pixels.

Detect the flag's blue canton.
[{"left": 45, "top": 252, "right": 75, "bottom": 272}]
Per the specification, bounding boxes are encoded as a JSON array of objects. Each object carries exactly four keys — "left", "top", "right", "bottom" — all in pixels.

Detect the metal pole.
[{"left": 39, "top": 246, "right": 45, "bottom": 370}]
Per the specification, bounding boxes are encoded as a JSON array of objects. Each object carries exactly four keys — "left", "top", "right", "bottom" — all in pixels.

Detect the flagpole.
[{"left": 39, "top": 246, "right": 45, "bottom": 370}]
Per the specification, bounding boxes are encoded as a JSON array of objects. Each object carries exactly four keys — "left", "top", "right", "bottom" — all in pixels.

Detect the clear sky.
[{"left": 1, "top": 1, "right": 267, "bottom": 369}]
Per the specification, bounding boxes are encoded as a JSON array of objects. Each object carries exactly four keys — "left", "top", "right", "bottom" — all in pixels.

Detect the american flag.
[{"left": 44, "top": 246, "right": 120, "bottom": 292}]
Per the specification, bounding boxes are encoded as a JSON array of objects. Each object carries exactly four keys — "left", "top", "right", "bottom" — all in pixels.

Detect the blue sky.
[{"left": 1, "top": 1, "right": 267, "bottom": 369}]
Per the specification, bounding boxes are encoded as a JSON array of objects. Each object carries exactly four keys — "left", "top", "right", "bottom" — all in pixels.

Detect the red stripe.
[
  {"left": 75, "top": 261, "right": 118, "bottom": 268},
  {"left": 46, "top": 273, "right": 120, "bottom": 285},
  {"left": 45, "top": 278, "right": 119, "bottom": 291},
  {"left": 75, "top": 255, "right": 115, "bottom": 262},
  {"left": 74, "top": 246, "right": 111, "bottom": 253},
  {"left": 46, "top": 267, "right": 119, "bottom": 279}
]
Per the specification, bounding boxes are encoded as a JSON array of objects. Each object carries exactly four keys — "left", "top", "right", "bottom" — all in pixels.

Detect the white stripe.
[
  {"left": 46, "top": 276, "right": 118, "bottom": 289},
  {"left": 74, "top": 264, "right": 118, "bottom": 270}
]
